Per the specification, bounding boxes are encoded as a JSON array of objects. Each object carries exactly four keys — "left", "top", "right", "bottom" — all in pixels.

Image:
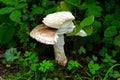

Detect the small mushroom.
[
  {"left": 76, "top": 29, "right": 87, "bottom": 37},
  {"left": 30, "top": 11, "right": 87, "bottom": 66}
]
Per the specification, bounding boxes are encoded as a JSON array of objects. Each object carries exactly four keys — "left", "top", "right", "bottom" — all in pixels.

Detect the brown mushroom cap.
[{"left": 30, "top": 24, "right": 58, "bottom": 45}]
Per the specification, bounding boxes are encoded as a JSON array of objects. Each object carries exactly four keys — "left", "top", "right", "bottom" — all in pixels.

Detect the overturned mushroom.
[{"left": 30, "top": 11, "right": 87, "bottom": 66}]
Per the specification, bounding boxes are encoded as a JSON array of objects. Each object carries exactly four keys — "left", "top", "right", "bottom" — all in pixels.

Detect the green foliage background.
[{"left": 0, "top": 0, "right": 120, "bottom": 80}]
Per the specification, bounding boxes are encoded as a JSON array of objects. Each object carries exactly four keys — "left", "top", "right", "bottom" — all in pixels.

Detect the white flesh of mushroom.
[
  {"left": 53, "top": 34, "right": 67, "bottom": 66},
  {"left": 56, "top": 21, "right": 75, "bottom": 34},
  {"left": 76, "top": 29, "right": 87, "bottom": 37}
]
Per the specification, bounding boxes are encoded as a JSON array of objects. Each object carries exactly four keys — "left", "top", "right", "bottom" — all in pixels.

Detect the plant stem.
[{"left": 103, "top": 64, "right": 120, "bottom": 80}]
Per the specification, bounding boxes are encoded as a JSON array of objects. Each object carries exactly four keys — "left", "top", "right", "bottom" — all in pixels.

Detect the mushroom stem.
[{"left": 53, "top": 34, "right": 67, "bottom": 66}]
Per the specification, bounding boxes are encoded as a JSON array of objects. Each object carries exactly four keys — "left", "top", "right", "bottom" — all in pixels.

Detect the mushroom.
[{"left": 30, "top": 11, "right": 87, "bottom": 66}]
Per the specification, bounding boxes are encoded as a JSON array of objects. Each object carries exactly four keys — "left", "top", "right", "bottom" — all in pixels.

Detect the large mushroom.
[{"left": 30, "top": 11, "right": 87, "bottom": 66}]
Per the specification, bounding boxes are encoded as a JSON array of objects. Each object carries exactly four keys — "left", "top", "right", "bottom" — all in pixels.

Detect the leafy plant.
[
  {"left": 67, "top": 60, "right": 81, "bottom": 70},
  {"left": 39, "top": 60, "right": 54, "bottom": 73},
  {"left": 102, "top": 54, "right": 116, "bottom": 63},
  {"left": 88, "top": 60, "right": 100, "bottom": 74},
  {"left": 4, "top": 48, "right": 17, "bottom": 62},
  {"left": 78, "top": 46, "right": 86, "bottom": 55},
  {"left": 103, "top": 64, "right": 120, "bottom": 80},
  {"left": 0, "top": 24, "right": 16, "bottom": 45}
]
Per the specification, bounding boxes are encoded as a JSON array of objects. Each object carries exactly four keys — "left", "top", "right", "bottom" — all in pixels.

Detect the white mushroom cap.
[
  {"left": 30, "top": 24, "right": 58, "bottom": 45},
  {"left": 42, "top": 11, "right": 75, "bottom": 29}
]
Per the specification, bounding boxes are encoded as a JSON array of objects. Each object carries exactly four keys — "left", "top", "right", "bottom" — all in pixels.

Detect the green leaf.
[
  {"left": 88, "top": 60, "right": 100, "bottom": 74},
  {"left": 13, "top": 52, "right": 21, "bottom": 60},
  {"left": 114, "top": 5, "right": 120, "bottom": 19},
  {"left": 57, "top": 1, "right": 71, "bottom": 11},
  {"left": 15, "top": 3, "right": 27, "bottom": 9},
  {"left": 66, "top": 0, "right": 80, "bottom": 7},
  {"left": 103, "top": 54, "right": 116, "bottom": 63},
  {"left": 105, "top": 14, "right": 114, "bottom": 22},
  {"left": 22, "top": 62, "right": 28, "bottom": 67},
  {"left": 104, "top": 26, "right": 117, "bottom": 37},
  {"left": 112, "top": 71, "right": 120, "bottom": 78},
  {"left": 94, "top": 64, "right": 100, "bottom": 70},
  {"left": 84, "top": 25, "right": 93, "bottom": 35},
  {"left": 79, "top": 0, "right": 96, "bottom": 10},
  {"left": 92, "top": 21, "right": 101, "bottom": 34},
  {"left": 42, "top": 77, "right": 47, "bottom": 80},
  {"left": 4, "top": 48, "right": 17, "bottom": 62},
  {"left": 67, "top": 60, "right": 81, "bottom": 70},
  {"left": 10, "top": 10, "right": 22, "bottom": 23},
  {"left": 78, "top": 46, "right": 86, "bottom": 55},
  {"left": 85, "top": 5, "right": 102, "bottom": 17},
  {"left": 80, "top": 16, "right": 94, "bottom": 27},
  {"left": 41, "top": 0, "right": 49, "bottom": 8},
  {"left": 93, "top": 21, "right": 101, "bottom": 27},
  {"left": 0, "top": 24, "right": 15, "bottom": 44},
  {"left": 0, "top": 14, "right": 11, "bottom": 23},
  {"left": 85, "top": 0, "right": 96, "bottom": 4},
  {"left": 39, "top": 60, "right": 54, "bottom": 73},
  {"left": 24, "top": 51, "right": 32, "bottom": 57},
  {"left": 31, "top": 5, "right": 44, "bottom": 15},
  {"left": 114, "top": 35, "right": 120, "bottom": 47},
  {"left": 0, "top": 7, "right": 14, "bottom": 14},
  {"left": 111, "top": 20, "right": 120, "bottom": 29},
  {"left": 88, "top": 60, "right": 94, "bottom": 68},
  {"left": 19, "top": 0, "right": 27, "bottom": 2},
  {"left": 0, "top": 0, "right": 16, "bottom": 5},
  {"left": 44, "top": 7, "right": 56, "bottom": 15},
  {"left": 30, "top": 63, "right": 38, "bottom": 71},
  {"left": 54, "top": 78, "right": 59, "bottom": 80},
  {"left": 92, "top": 55, "right": 98, "bottom": 61}
]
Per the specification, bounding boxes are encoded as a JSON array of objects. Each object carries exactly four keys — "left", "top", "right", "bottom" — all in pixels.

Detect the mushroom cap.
[
  {"left": 42, "top": 11, "right": 75, "bottom": 29},
  {"left": 30, "top": 24, "right": 58, "bottom": 45}
]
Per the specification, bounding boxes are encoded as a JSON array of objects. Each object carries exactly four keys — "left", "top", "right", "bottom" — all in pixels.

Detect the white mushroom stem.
[{"left": 53, "top": 34, "right": 67, "bottom": 66}]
